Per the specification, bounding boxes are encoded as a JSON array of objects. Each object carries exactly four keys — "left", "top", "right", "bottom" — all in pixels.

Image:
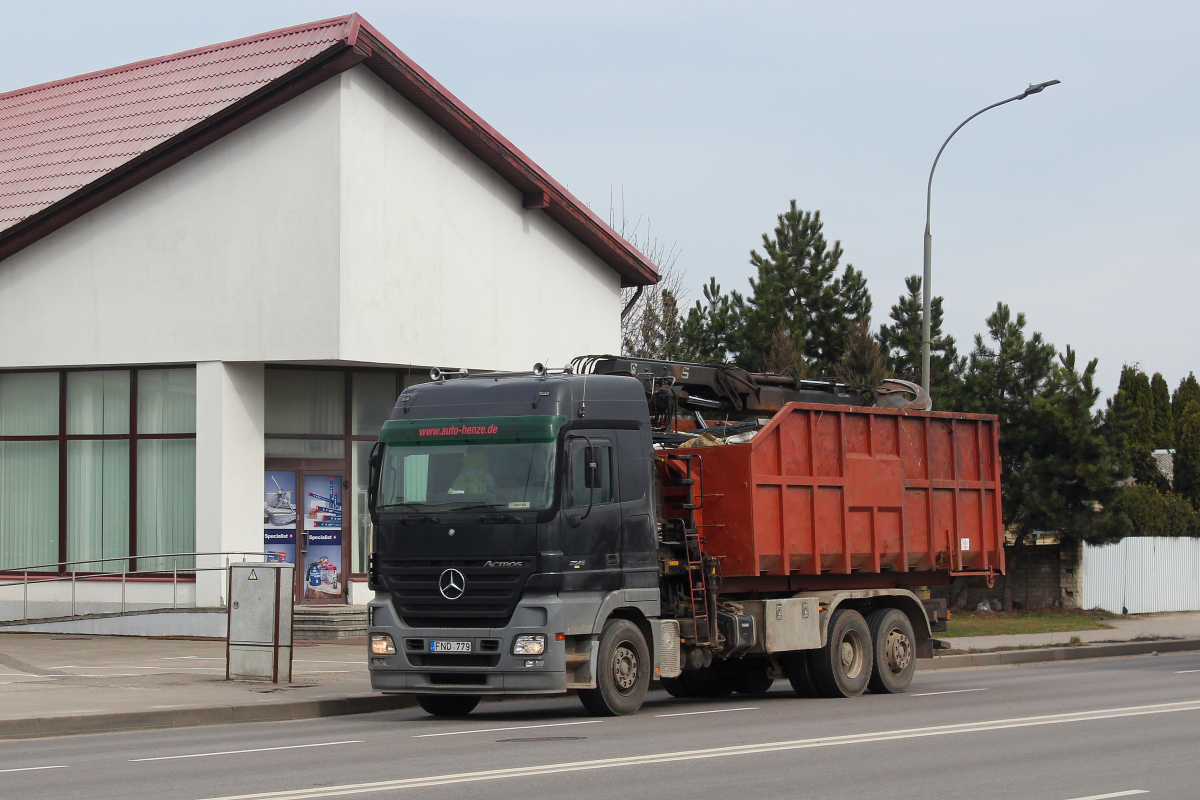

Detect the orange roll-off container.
[{"left": 687, "top": 402, "right": 1005, "bottom": 592}]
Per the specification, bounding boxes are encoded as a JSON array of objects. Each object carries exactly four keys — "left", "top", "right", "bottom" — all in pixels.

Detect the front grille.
[
  {"left": 379, "top": 558, "right": 535, "bottom": 629},
  {"left": 406, "top": 653, "right": 501, "bottom": 667}
]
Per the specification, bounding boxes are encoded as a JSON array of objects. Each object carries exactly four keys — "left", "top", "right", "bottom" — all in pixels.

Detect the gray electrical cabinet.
[{"left": 226, "top": 562, "right": 293, "bottom": 683}]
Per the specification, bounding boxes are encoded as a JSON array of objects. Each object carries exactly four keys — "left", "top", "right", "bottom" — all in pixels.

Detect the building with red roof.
[{"left": 0, "top": 15, "right": 656, "bottom": 620}]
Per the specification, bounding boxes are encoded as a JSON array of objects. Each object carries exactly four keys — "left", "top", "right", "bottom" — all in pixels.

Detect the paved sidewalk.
[
  {"left": 942, "top": 610, "right": 1200, "bottom": 652},
  {"left": 0, "top": 632, "right": 407, "bottom": 738}
]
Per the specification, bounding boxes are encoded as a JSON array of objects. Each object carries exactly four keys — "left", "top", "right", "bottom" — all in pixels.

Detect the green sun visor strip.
[{"left": 379, "top": 415, "right": 568, "bottom": 446}]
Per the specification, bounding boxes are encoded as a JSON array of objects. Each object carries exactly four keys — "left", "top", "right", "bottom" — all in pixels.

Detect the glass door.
[
  {"left": 297, "top": 472, "right": 347, "bottom": 604},
  {"left": 264, "top": 469, "right": 348, "bottom": 604}
]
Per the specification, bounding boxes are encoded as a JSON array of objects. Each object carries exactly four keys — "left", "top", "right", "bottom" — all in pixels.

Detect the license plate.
[{"left": 430, "top": 640, "right": 472, "bottom": 653}]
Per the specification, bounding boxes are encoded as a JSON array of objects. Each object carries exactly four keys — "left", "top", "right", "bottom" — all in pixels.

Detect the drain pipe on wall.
[{"left": 620, "top": 285, "right": 645, "bottom": 321}]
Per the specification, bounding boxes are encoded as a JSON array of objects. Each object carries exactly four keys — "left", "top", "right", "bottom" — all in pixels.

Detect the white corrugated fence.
[{"left": 1083, "top": 537, "right": 1200, "bottom": 614}]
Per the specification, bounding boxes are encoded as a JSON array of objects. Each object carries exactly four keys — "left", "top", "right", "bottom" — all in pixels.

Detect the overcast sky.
[{"left": 4, "top": 2, "right": 1197, "bottom": 397}]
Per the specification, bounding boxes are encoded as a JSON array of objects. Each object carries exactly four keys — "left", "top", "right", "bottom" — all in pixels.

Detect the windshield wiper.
[
  {"left": 441, "top": 503, "right": 532, "bottom": 522},
  {"left": 375, "top": 503, "right": 440, "bottom": 523}
]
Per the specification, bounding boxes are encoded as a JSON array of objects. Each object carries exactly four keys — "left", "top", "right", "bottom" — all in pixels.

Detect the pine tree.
[
  {"left": 736, "top": 202, "right": 870, "bottom": 376},
  {"left": 877, "top": 274, "right": 962, "bottom": 407},
  {"left": 1173, "top": 373, "right": 1200, "bottom": 443},
  {"left": 678, "top": 278, "right": 741, "bottom": 364},
  {"left": 835, "top": 318, "right": 889, "bottom": 400},
  {"left": 1150, "top": 372, "right": 1174, "bottom": 449},
  {"left": 1110, "top": 366, "right": 1170, "bottom": 492},
  {"left": 1175, "top": 402, "right": 1200, "bottom": 510},
  {"left": 958, "top": 305, "right": 1130, "bottom": 545}
]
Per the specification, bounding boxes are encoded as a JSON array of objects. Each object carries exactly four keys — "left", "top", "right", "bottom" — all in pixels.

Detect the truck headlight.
[
  {"left": 370, "top": 633, "right": 396, "bottom": 655},
  {"left": 511, "top": 634, "right": 546, "bottom": 656}
]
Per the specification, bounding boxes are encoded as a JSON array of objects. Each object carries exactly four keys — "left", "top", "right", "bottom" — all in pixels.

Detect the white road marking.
[
  {"left": 0, "top": 765, "right": 68, "bottom": 774},
  {"left": 294, "top": 660, "right": 367, "bottom": 665},
  {"left": 1063, "top": 791, "right": 1148, "bottom": 800},
  {"left": 1174, "top": 669, "right": 1200, "bottom": 674},
  {"left": 194, "top": 699, "right": 1200, "bottom": 800},
  {"left": 413, "top": 720, "right": 603, "bottom": 738},
  {"left": 129, "top": 741, "right": 363, "bottom": 763},
  {"left": 295, "top": 670, "right": 349, "bottom": 674},
  {"left": 655, "top": 707, "right": 758, "bottom": 717},
  {"left": 161, "top": 656, "right": 224, "bottom": 660},
  {"left": 911, "top": 688, "right": 991, "bottom": 697}
]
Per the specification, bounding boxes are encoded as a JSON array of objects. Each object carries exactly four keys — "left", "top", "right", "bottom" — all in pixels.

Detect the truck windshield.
[{"left": 377, "top": 442, "right": 556, "bottom": 511}]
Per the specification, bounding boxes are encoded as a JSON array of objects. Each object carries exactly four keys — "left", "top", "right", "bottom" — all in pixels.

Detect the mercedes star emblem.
[{"left": 438, "top": 568, "right": 466, "bottom": 600}]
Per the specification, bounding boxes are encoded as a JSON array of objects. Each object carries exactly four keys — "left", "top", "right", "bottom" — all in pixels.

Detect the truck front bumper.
[{"left": 367, "top": 593, "right": 569, "bottom": 695}]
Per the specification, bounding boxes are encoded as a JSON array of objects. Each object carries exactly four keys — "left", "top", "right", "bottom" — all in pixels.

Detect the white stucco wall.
[
  {"left": 0, "top": 66, "right": 624, "bottom": 372},
  {"left": 0, "top": 80, "right": 344, "bottom": 369},
  {"left": 337, "top": 67, "right": 623, "bottom": 371}
]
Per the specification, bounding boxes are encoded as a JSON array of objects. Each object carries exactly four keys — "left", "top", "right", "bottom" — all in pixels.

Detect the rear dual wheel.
[
  {"left": 787, "top": 607, "right": 917, "bottom": 698},
  {"left": 809, "top": 608, "right": 873, "bottom": 698},
  {"left": 866, "top": 608, "right": 916, "bottom": 694}
]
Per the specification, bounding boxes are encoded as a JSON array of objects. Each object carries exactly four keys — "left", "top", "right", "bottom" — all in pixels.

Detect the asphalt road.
[{"left": 4, "top": 652, "right": 1200, "bottom": 800}]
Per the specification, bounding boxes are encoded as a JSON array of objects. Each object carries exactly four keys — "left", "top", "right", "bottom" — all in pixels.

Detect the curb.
[
  {"left": 917, "top": 637, "right": 1200, "bottom": 671},
  {"left": 1, "top": 693, "right": 418, "bottom": 741}
]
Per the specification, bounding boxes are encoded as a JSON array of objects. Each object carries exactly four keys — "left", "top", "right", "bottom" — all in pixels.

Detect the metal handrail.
[
  {"left": 0, "top": 551, "right": 275, "bottom": 622},
  {"left": 0, "top": 550, "right": 270, "bottom": 575}
]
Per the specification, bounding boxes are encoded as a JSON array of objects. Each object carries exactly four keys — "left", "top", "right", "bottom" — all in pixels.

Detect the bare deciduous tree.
[{"left": 609, "top": 188, "right": 687, "bottom": 360}]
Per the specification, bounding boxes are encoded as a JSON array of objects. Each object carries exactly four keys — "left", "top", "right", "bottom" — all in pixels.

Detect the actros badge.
[{"left": 438, "top": 568, "right": 466, "bottom": 600}]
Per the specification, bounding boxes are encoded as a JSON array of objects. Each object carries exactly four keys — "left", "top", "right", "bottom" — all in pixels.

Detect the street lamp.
[{"left": 921, "top": 80, "right": 1060, "bottom": 399}]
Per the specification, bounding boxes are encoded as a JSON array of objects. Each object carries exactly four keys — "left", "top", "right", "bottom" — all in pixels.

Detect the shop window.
[
  {"left": 0, "top": 441, "right": 58, "bottom": 571},
  {"left": 352, "top": 373, "right": 398, "bottom": 436},
  {"left": 137, "top": 439, "right": 196, "bottom": 571},
  {"left": 67, "top": 371, "right": 129, "bottom": 435},
  {"left": 265, "top": 439, "right": 345, "bottom": 458},
  {"left": 0, "top": 372, "right": 58, "bottom": 436},
  {"left": 351, "top": 440, "right": 376, "bottom": 574},
  {"left": 265, "top": 369, "right": 345, "bottom": 435},
  {"left": 0, "top": 367, "right": 196, "bottom": 573},
  {"left": 138, "top": 369, "right": 196, "bottom": 434},
  {"left": 66, "top": 440, "right": 130, "bottom": 571}
]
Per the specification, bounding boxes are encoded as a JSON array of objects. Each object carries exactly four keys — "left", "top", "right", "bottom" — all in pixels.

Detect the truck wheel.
[
  {"left": 578, "top": 619, "right": 650, "bottom": 716},
  {"left": 810, "top": 608, "right": 873, "bottom": 698},
  {"left": 866, "top": 608, "right": 916, "bottom": 694},
  {"left": 781, "top": 651, "right": 818, "bottom": 697},
  {"left": 416, "top": 694, "right": 480, "bottom": 716}
]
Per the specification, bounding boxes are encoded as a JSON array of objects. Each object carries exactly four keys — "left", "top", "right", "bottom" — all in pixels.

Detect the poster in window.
[
  {"left": 303, "top": 475, "right": 343, "bottom": 598},
  {"left": 264, "top": 470, "right": 296, "bottom": 563}
]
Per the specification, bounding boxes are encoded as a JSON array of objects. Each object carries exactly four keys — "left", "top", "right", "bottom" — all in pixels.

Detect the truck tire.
[
  {"left": 416, "top": 694, "right": 480, "bottom": 716},
  {"left": 809, "top": 608, "right": 873, "bottom": 698},
  {"left": 866, "top": 608, "right": 916, "bottom": 694},
  {"left": 781, "top": 651, "right": 818, "bottom": 697},
  {"left": 578, "top": 619, "right": 650, "bottom": 716}
]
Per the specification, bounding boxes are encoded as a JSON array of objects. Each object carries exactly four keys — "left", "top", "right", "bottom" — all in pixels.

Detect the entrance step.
[{"left": 293, "top": 605, "right": 368, "bottom": 639}]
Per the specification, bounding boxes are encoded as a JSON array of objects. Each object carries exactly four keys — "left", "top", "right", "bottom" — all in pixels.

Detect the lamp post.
[{"left": 921, "top": 80, "right": 1060, "bottom": 398}]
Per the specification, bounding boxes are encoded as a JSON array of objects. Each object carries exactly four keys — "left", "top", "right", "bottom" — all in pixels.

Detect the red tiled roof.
[
  {"left": 0, "top": 14, "right": 657, "bottom": 286},
  {"left": 0, "top": 17, "right": 352, "bottom": 231}
]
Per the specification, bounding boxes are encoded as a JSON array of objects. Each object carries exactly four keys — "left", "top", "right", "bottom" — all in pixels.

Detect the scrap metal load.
[{"left": 574, "top": 355, "right": 1005, "bottom": 588}]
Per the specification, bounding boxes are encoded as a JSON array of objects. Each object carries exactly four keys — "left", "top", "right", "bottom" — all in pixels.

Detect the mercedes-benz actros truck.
[{"left": 365, "top": 356, "right": 1003, "bottom": 716}]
